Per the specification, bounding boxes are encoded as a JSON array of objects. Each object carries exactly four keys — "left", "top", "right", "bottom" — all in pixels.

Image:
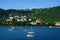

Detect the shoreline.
[{"left": 0, "top": 26, "right": 60, "bottom": 28}]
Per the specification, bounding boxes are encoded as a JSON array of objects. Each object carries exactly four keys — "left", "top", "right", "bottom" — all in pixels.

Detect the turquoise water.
[{"left": 0, "top": 26, "right": 60, "bottom": 40}]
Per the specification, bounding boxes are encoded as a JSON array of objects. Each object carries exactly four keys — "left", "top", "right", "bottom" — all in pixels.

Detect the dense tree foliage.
[{"left": 0, "top": 6, "right": 60, "bottom": 26}]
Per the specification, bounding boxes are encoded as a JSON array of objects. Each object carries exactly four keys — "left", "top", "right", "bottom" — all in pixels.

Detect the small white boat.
[
  {"left": 11, "top": 27, "right": 15, "bottom": 29},
  {"left": 28, "top": 32, "right": 34, "bottom": 34},
  {"left": 27, "top": 34, "right": 34, "bottom": 37},
  {"left": 9, "top": 27, "right": 14, "bottom": 31},
  {"left": 27, "top": 26, "right": 34, "bottom": 37}
]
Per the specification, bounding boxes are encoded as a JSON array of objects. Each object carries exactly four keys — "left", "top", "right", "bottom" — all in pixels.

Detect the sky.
[{"left": 0, "top": 0, "right": 60, "bottom": 9}]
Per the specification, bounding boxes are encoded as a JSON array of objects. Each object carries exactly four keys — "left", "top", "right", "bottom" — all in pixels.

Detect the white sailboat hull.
[
  {"left": 27, "top": 34, "right": 34, "bottom": 37},
  {"left": 28, "top": 32, "right": 34, "bottom": 34}
]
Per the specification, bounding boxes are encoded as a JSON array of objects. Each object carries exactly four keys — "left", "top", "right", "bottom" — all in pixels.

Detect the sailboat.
[{"left": 27, "top": 26, "right": 35, "bottom": 37}]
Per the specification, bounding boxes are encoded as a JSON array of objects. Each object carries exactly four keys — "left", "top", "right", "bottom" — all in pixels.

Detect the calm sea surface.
[{"left": 0, "top": 26, "right": 60, "bottom": 40}]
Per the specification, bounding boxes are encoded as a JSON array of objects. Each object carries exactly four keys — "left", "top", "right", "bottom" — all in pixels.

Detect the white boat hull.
[{"left": 27, "top": 34, "right": 34, "bottom": 37}]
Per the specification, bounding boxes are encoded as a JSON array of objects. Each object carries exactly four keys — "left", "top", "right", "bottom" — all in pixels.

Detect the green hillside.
[{"left": 0, "top": 6, "right": 60, "bottom": 26}]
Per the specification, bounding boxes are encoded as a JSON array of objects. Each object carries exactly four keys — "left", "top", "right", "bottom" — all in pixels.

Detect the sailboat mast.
[{"left": 31, "top": 26, "right": 33, "bottom": 32}]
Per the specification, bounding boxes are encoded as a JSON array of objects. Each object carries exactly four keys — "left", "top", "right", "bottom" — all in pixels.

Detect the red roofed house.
[{"left": 36, "top": 18, "right": 42, "bottom": 23}]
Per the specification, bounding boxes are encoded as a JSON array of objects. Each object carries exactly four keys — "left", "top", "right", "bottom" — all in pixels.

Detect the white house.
[
  {"left": 17, "top": 19, "right": 21, "bottom": 21},
  {"left": 28, "top": 19, "right": 32, "bottom": 21},
  {"left": 30, "top": 22, "right": 37, "bottom": 25},
  {"left": 21, "top": 16, "right": 27, "bottom": 19},
  {"left": 20, "top": 16, "right": 27, "bottom": 21},
  {"left": 55, "top": 22, "right": 60, "bottom": 26},
  {"left": 6, "top": 19, "right": 12, "bottom": 21},
  {"left": 20, "top": 19, "right": 24, "bottom": 22},
  {"left": 23, "top": 16, "right": 27, "bottom": 19},
  {"left": 9, "top": 17, "right": 13, "bottom": 19},
  {"left": 23, "top": 18, "right": 27, "bottom": 21},
  {"left": 45, "top": 23, "right": 48, "bottom": 25},
  {"left": 14, "top": 15, "right": 20, "bottom": 19}
]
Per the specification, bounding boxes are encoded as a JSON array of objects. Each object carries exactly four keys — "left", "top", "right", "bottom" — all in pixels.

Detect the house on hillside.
[
  {"left": 30, "top": 22, "right": 37, "bottom": 25},
  {"left": 55, "top": 22, "right": 60, "bottom": 26},
  {"left": 16, "top": 15, "right": 27, "bottom": 22},
  {"left": 17, "top": 19, "right": 21, "bottom": 21},
  {"left": 9, "top": 17, "right": 13, "bottom": 20},
  {"left": 6, "top": 19, "right": 13, "bottom": 24},
  {"left": 6, "top": 16, "right": 13, "bottom": 24},
  {"left": 21, "top": 16, "right": 27, "bottom": 21},
  {"left": 14, "top": 15, "right": 20, "bottom": 19},
  {"left": 28, "top": 19, "right": 32, "bottom": 21},
  {"left": 36, "top": 18, "right": 42, "bottom": 23}
]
